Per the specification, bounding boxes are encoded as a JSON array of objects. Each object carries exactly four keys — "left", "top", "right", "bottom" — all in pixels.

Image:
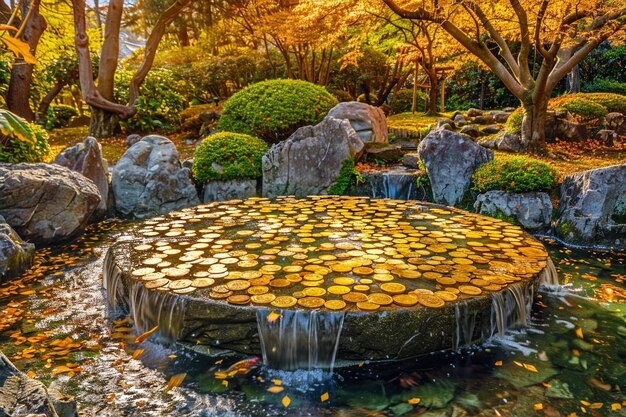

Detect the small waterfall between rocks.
[
  {"left": 371, "top": 171, "right": 416, "bottom": 200},
  {"left": 256, "top": 310, "right": 345, "bottom": 371}
]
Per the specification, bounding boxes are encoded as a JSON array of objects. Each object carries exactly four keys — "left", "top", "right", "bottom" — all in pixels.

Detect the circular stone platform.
[{"left": 103, "top": 196, "right": 554, "bottom": 366}]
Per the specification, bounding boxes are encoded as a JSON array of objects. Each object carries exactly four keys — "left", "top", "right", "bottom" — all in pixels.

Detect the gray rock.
[
  {"left": 0, "top": 351, "right": 67, "bottom": 416},
  {"left": 364, "top": 143, "right": 402, "bottom": 163},
  {"left": 326, "top": 101, "right": 388, "bottom": 143},
  {"left": 546, "top": 114, "right": 587, "bottom": 142},
  {"left": 262, "top": 117, "right": 364, "bottom": 197},
  {"left": 202, "top": 179, "right": 257, "bottom": 203},
  {"left": 596, "top": 129, "right": 618, "bottom": 146},
  {"left": 199, "top": 110, "right": 221, "bottom": 124},
  {"left": 436, "top": 119, "right": 456, "bottom": 129},
  {"left": 0, "top": 163, "right": 101, "bottom": 245},
  {"left": 453, "top": 113, "right": 467, "bottom": 125},
  {"left": 474, "top": 191, "right": 553, "bottom": 231},
  {"left": 418, "top": 129, "right": 493, "bottom": 206},
  {"left": 402, "top": 153, "right": 419, "bottom": 169},
  {"left": 555, "top": 164, "right": 626, "bottom": 248},
  {"left": 459, "top": 125, "right": 480, "bottom": 138},
  {"left": 467, "top": 108, "right": 483, "bottom": 117},
  {"left": 481, "top": 125, "right": 501, "bottom": 135},
  {"left": 0, "top": 222, "right": 34, "bottom": 282},
  {"left": 54, "top": 137, "right": 111, "bottom": 218},
  {"left": 503, "top": 107, "right": 516, "bottom": 113},
  {"left": 112, "top": 135, "right": 200, "bottom": 219},
  {"left": 604, "top": 112, "right": 625, "bottom": 135},
  {"left": 494, "top": 133, "right": 525, "bottom": 153},
  {"left": 125, "top": 134, "right": 142, "bottom": 148},
  {"left": 491, "top": 111, "right": 511, "bottom": 123},
  {"left": 473, "top": 115, "right": 495, "bottom": 125},
  {"left": 181, "top": 159, "right": 194, "bottom": 170}
]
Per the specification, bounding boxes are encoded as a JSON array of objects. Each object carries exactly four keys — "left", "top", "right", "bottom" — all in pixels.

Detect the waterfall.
[
  {"left": 490, "top": 283, "right": 534, "bottom": 337},
  {"left": 103, "top": 247, "right": 123, "bottom": 310},
  {"left": 129, "top": 282, "right": 185, "bottom": 342},
  {"left": 369, "top": 171, "right": 416, "bottom": 200},
  {"left": 256, "top": 310, "right": 345, "bottom": 371},
  {"left": 538, "top": 257, "right": 559, "bottom": 287}
]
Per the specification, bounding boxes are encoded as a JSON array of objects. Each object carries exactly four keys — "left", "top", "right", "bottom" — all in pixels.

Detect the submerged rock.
[
  {"left": 555, "top": 164, "right": 626, "bottom": 248},
  {"left": 0, "top": 163, "right": 100, "bottom": 245},
  {"left": 364, "top": 143, "right": 402, "bottom": 163},
  {"left": 474, "top": 191, "right": 553, "bottom": 232},
  {"left": 418, "top": 129, "right": 493, "bottom": 206},
  {"left": 0, "top": 221, "right": 34, "bottom": 282},
  {"left": 326, "top": 101, "right": 388, "bottom": 143},
  {"left": 262, "top": 117, "right": 364, "bottom": 197},
  {"left": 112, "top": 135, "right": 199, "bottom": 219}
]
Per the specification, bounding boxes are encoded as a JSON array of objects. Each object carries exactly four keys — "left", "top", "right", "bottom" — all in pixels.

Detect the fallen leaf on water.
[
  {"left": 135, "top": 325, "right": 159, "bottom": 344},
  {"left": 164, "top": 373, "right": 186, "bottom": 392},
  {"left": 132, "top": 349, "right": 145, "bottom": 360},
  {"left": 320, "top": 392, "right": 329, "bottom": 402},
  {"left": 523, "top": 363, "right": 538, "bottom": 373},
  {"left": 589, "top": 403, "right": 603, "bottom": 409},
  {"left": 495, "top": 360, "right": 503, "bottom": 366},
  {"left": 267, "top": 385, "right": 284, "bottom": 394},
  {"left": 267, "top": 311, "right": 282, "bottom": 323},
  {"left": 272, "top": 379, "right": 282, "bottom": 386},
  {"left": 281, "top": 395, "right": 291, "bottom": 407},
  {"left": 52, "top": 365, "right": 73, "bottom": 375},
  {"left": 534, "top": 403, "right": 543, "bottom": 411},
  {"left": 611, "top": 403, "right": 622, "bottom": 411},
  {"left": 575, "top": 328, "right": 584, "bottom": 339},
  {"left": 408, "top": 397, "right": 421, "bottom": 405}
]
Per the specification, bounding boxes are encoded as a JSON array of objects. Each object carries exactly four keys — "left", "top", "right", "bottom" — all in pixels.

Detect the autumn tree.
[
  {"left": 71, "top": 0, "right": 191, "bottom": 137},
  {"left": 381, "top": 0, "right": 626, "bottom": 152}
]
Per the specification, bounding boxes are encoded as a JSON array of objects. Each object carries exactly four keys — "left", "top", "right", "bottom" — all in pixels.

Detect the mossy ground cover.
[{"left": 387, "top": 112, "right": 455, "bottom": 134}]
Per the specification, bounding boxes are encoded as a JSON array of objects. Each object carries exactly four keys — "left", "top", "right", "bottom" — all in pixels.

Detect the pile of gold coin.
[{"left": 125, "top": 196, "right": 549, "bottom": 312}]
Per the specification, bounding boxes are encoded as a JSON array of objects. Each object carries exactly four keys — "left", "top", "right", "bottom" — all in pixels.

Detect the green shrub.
[
  {"left": 583, "top": 79, "right": 626, "bottom": 96},
  {"left": 0, "top": 110, "right": 50, "bottom": 163},
  {"left": 356, "top": 93, "right": 378, "bottom": 104},
  {"left": 390, "top": 89, "right": 426, "bottom": 114},
  {"left": 330, "top": 89, "right": 354, "bottom": 103},
  {"left": 46, "top": 104, "right": 79, "bottom": 129},
  {"left": 217, "top": 80, "right": 337, "bottom": 143},
  {"left": 504, "top": 107, "right": 524, "bottom": 135},
  {"left": 558, "top": 98, "right": 607, "bottom": 120},
  {"left": 192, "top": 132, "right": 268, "bottom": 184},
  {"left": 472, "top": 157, "right": 558, "bottom": 193},
  {"left": 115, "top": 68, "right": 186, "bottom": 132},
  {"left": 549, "top": 92, "right": 626, "bottom": 114}
]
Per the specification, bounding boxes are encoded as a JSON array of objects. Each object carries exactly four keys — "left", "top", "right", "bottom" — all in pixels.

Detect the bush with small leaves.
[
  {"left": 192, "top": 132, "right": 268, "bottom": 185},
  {"left": 558, "top": 98, "right": 608, "bottom": 120},
  {"left": 0, "top": 110, "right": 50, "bottom": 163},
  {"left": 390, "top": 89, "right": 426, "bottom": 114},
  {"left": 46, "top": 104, "right": 78, "bottom": 129},
  {"left": 472, "top": 157, "right": 558, "bottom": 193},
  {"left": 217, "top": 80, "right": 337, "bottom": 143}
]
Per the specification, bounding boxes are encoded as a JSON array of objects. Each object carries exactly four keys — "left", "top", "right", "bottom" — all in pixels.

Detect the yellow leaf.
[
  {"left": 281, "top": 395, "right": 291, "bottom": 407},
  {"left": 222, "top": 380, "right": 228, "bottom": 387},
  {"left": 272, "top": 379, "right": 282, "bottom": 386},
  {"left": 267, "top": 385, "right": 284, "bottom": 394},
  {"left": 132, "top": 349, "right": 145, "bottom": 360},
  {"left": 611, "top": 403, "right": 622, "bottom": 411},
  {"left": 589, "top": 403, "right": 603, "bottom": 409},
  {"left": 1, "top": 36, "right": 36, "bottom": 64},
  {"left": 580, "top": 400, "right": 591, "bottom": 406},
  {"left": 164, "top": 373, "right": 186, "bottom": 392},
  {"left": 214, "top": 372, "right": 228, "bottom": 379},
  {"left": 495, "top": 360, "right": 503, "bottom": 366},
  {"left": 575, "top": 328, "right": 584, "bottom": 339},
  {"left": 534, "top": 403, "right": 543, "bottom": 411},
  {"left": 267, "top": 311, "right": 282, "bottom": 323},
  {"left": 523, "top": 363, "right": 538, "bottom": 373},
  {"left": 135, "top": 325, "right": 159, "bottom": 344},
  {"left": 320, "top": 392, "right": 329, "bottom": 402},
  {"left": 408, "top": 397, "right": 421, "bottom": 405}
]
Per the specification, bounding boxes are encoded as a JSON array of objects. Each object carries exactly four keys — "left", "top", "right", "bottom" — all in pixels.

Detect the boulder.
[
  {"left": 125, "top": 134, "right": 142, "bottom": 148},
  {"left": 494, "top": 133, "right": 525, "bottom": 153},
  {"left": 402, "top": 153, "right": 419, "bottom": 169},
  {"left": 112, "top": 136, "right": 200, "bottom": 219},
  {"left": 453, "top": 113, "right": 467, "bottom": 125},
  {"left": 417, "top": 128, "right": 493, "bottom": 206},
  {"left": 467, "top": 108, "right": 483, "bottom": 117},
  {"left": 1, "top": 351, "right": 74, "bottom": 417},
  {"left": 326, "top": 101, "right": 388, "bottom": 143},
  {"left": 0, "top": 221, "right": 34, "bottom": 282},
  {"left": 604, "top": 112, "right": 625, "bottom": 135},
  {"left": 473, "top": 115, "right": 495, "bottom": 125},
  {"left": 546, "top": 114, "right": 587, "bottom": 142},
  {"left": 459, "top": 125, "right": 480, "bottom": 138},
  {"left": 474, "top": 191, "right": 553, "bottom": 232},
  {"left": 364, "top": 143, "right": 402, "bottom": 163},
  {"left": 262, "top": 117, "right": 364, "bottom": 198},
  {"left": 555, "top": 164, "right": 626, "bottom": 249},
  {"left": 202, "top": 179, "right": 257, "bottom": 203},
  {"left": 54, "top": 137, "right": 111, "bottom": 218},
  {"left": 436, "top": 119, "right": 456, "bottom": 129},
  {"left": 481, "top": 125, "right": 501, "bottom": 135},
  {"left": 491, "top": 111, "right": 511, "bottom": 123},
  {"left": 596, "top": 129, "right": 618, "bottom": 147},
  {"left": 0, "top": 163, "right": 100, "bottom": 245}
]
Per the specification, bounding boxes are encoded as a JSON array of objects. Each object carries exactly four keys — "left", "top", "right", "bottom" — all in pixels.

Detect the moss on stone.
[{"left": 328, "top": 158, "right": 361, "bottom": 195}]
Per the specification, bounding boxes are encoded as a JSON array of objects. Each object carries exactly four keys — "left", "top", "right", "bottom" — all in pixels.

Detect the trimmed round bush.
[
  {"left": 504, "top": 107, "right": 524, "bottom": 135},
  {"left": 217, "top": 80, "right": 338, "bottom": 143},
  {"left": 549, "top": 93, "right": 626, "bottom": 115},
  {"left": 558, "top": 98, "right": 607, "bottom": 120},
  {"left": 472, "top": 157, "right": 558, "bottom": 193},
  {"left": 47, "top": 104, "right": 78, "bottom": 129},
  {"left": 192, "top": 132, "right": 268, "bottom": 185}
]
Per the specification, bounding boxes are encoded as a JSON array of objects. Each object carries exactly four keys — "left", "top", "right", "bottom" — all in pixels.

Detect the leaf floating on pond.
[
  {"left": 281, "top": 395, "right": 291, "bottom": 407},
  {"left": 164, "top": 373, "right": 186, "bottom": 392},
  {"left": 135, "top": 325, "right": 159, "bottom": 344}
]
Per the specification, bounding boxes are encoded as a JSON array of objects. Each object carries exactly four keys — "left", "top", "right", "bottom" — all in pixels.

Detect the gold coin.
[
  {"left": 444, "top": 287, "right": 460, "bottom": 294},
  {"left": 142, "top": 257, "right": 163, "bottom": 265},
  {"left": 393, "top": 293, "right": 418, "bottom": 307},
  {"left": 271, "top": 296, "right": 297, "bottom": 308},
  {"left": 303, "top": 287, "right": 326, "bottom": 296},
  {"left": 145, "top": 278, "right": 168, "bottom": 289},
  {"left": 141, "top": 272, "right": 165, "bottom": 281},
  {"left": 283, "top": 265, "right": 303, "bottom": 273},
  {"left": 247, "top": 285, "right": 269, "bottom": 295},
  {"left": 324, "top": 300, "right": 347, "bottom": 310},
  {"left": 436, "top": 277, "right": 457, "bottom": 286},
  {"left": 417, "top": 294, "right": 445, "bottom": 308},
  {"left": 373, "top": 273, "right": 394, "bottom": 282},
  {"left": 434, "top": 291, "right": 457, "bottom": 301},
  {"left": 164, "top": 268, "right": 190, "bottom": 278},
  {"left": 269, "top": 279, "right": 291, "bottom": 288},
  {"left": 228, "top": 294, "right": 251, "bottom": 305},
  {"left": 353, "top": 284, "right": 370, "bottom": 292},
  {"left": 412, "top": 288, "right": 434, "bottom": 295},
  {"left": 342, "top": 292, "right": 368, "bottom": 303},
  {"left": 458, "top": 285, "right": 482, "bottom": 296},
  {"left": 285, "top": 274, "right": 303, "bottom": 283},
  {"left": 356, "top": 301, "right": 380, "bottom": 311},
  {"left": 353, "top": 267, "right": 374, "bottom": 275},
  {"left": 334, "top": 277, "right": 355, "bottom": 286},
  {"left": 191, "top": 278, "right": 215, "bottom": 288},
  {"left": 380, "top": 283, "right": 406, "bottom": 294},
  {"left": 301, "top": 279, "right": 324, "bottom": 287},
  {"left": 237, "top": 260, "right": 259, "bottom": 268},
  {"left": 225, "top": 280, "right": 251, "bottom": 291},
  {"left": 298, "top": 297, "right": 325, "bottom": 308},
  {"left": 242, "top": 271, "right": 263, "bottom": 279},
  {"left": 251, "top": 293, "right": 276, "bottom": 304},
  {"left": 173, "top": 287, "right": 196, "bottom": 295},
  {"left": 169, "top": 279, "right": 192, "bottom": 290},
  {"left": 400, "top": 270, "right": 422, "bottom": 279},
  {"left": 483, "top": 284, "right": 503, "bottom": 291},
  {"left": 423, "top": 272, "right": 443, "bottom": 280},
  {"left": 134, "top": 244, "right": 152, "bottom": 251},
  {"left": 331, "top": 263, "right": 352, "bottom": 273},
  {"left": 211, "top": 284, "right": 230, "bottom": 294},
  {"left": 328, "top": 285, "right": 351, "bottom": 295},
  {"left": 250, "top": 276, "right": 271, "bottom": 286},
  {"left": 132, "top": 267, "right": 156, "bottom": 277},
  {"left": 368, "top": 293, "right": 393, "bottom": 306}
]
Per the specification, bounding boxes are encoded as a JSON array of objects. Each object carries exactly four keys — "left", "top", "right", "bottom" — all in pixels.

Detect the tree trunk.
[
  {"left": 36, "top": 81, "right": 65, "bottom": 122},
  {"left": 425, "top": 75, "right": 438, "bottom": 115},
  {"left": 90, "top": 107, "right": 120, "bottom": 138},
  {"left": 520, "top": 97, "right": 549, "bottom": 153},
  {"left": 567, "top": 65, "right": 580, "bottom": 93},
  {"left": 6, "top": 0, "right": 46, "bottom": 121},
  {"left": 98, "top": 0, "right": 123, "bottom": 100}
]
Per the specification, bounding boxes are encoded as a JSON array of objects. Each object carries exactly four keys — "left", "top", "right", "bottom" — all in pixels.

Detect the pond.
[{"left": 0, "top": 207, "right": 625, "bottom": 416}]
